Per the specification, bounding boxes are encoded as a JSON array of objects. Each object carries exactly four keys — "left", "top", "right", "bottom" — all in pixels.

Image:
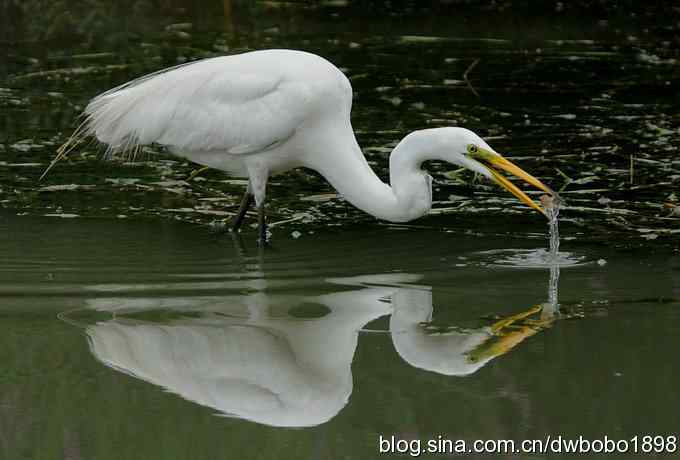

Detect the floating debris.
[
  {"left": 44, "top": 213, "right": 80, "bottom": 218},
  {"left": 0, "top": 162, "right": 43, "bottom": 167},
  {"left": 11, "top": 65, "right": 128, "bottom": 81},
  {"left": 38, "top": 184, "right": 96, "bottom": 192},
  {"left": 105, "top": 178, "right": 141, "bottom": 186},
  {"left": 10, "top": 140, "right": 44, "bottom": 152},
  {"left": 300, "top": 193, "right": 337, "bottom": 202}
]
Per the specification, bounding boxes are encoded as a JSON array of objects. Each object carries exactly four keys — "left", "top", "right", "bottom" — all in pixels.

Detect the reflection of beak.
[
  {"left": 475, "top": 149, "right": 556, "bottom": 217},
  {"left": 466, "top": 304, "right": 551, "bottom": 364},
  {"left": 466, "top": 325, "right": 540, "bottom": 363}
]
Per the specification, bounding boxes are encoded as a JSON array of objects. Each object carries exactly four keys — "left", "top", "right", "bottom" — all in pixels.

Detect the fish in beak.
[{"left": 470, "top": 146, "right": 557, "bottom": 217}]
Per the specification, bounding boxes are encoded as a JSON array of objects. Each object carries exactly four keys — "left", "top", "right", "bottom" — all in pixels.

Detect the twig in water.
[
  {"left": 186, "top": 166, "right": 210, "bottom": 181},
  {"left": 554, "top": 167, "right": 572, "bottom": 193},
  {"left": 463, "top": 59, "right": 480, "bottom": 98},
  {"left": 629, "top": 154, "right": 634, "bottom": 185},
  {"left": 268, "top": 214, "right": 308, "bottom": 228}
]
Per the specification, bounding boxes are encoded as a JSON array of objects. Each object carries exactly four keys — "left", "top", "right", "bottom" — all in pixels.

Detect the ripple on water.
[{"left": 471, "top": 248, "right": 589, "bottom": 268}]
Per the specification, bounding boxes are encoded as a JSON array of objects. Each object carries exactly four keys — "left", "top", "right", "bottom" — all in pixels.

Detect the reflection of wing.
[
  {"left": 88, "top": 321, "right": 351, "bottom": 428},
  {"left": 83, "top": 277, "right": 400, "bottom": 428},
  {"left": 83, "top": 50, "right": 323, "bottom": 154}
]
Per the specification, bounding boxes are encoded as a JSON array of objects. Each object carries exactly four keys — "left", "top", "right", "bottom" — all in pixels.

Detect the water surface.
[
  {"left": 2, "top": 214, "right": 680, "bottom": 458},
  {"left": 2, "top": 2, "right": 679, "bottom": 247},
  {"left": 1, "top": 3, "right": 680, "bottom": 459}
]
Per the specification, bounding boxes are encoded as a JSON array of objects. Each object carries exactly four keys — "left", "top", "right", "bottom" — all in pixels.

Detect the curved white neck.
[{"left": 305, "top": 125, "right": 432, "bottom": 223}]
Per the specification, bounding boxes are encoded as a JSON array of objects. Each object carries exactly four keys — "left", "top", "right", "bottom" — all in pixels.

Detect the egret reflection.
[{"left": 78, "top": 270, "right": 561, "bottom": 427}]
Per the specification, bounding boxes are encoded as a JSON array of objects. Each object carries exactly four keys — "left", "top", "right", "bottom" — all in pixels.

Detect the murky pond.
[
  {"left": 1, "top": 2, "right": 680, "bottom": 459},
  {"left": 2, "top": 214, "right": 680, "bottom": 458}
]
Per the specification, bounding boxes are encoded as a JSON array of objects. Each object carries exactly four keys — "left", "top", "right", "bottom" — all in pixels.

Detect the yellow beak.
[{"left": 474, "top": 148, "right": 555, "bottom": 217}]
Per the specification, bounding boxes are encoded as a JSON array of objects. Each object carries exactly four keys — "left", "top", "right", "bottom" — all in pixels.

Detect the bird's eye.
[{"left": 467, "top": 144, "right": 479, "bottom": 155}]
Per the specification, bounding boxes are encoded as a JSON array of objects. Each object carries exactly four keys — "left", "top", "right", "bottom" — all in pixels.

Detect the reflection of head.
[
  {"left": 391, "top": 292, "right": 550, "bottom": 376},
  {"left": 389, "top": 290, "right": 496, "bottom": 376}
]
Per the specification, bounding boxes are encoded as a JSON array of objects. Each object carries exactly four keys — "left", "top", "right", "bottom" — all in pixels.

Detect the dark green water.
[
  {"left": 2, "top": 1, "right": 680, "bottom": 246},
  {"left": 1, "top": 2, "right": 680, "bottom": 459},
  {"left": 1, "top": 214, "right": 680, "bottom": 459}
]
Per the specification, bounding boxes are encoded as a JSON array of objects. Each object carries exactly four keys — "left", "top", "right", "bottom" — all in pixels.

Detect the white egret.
[{"left": 47, "top": 49, "right": 555, "bottom": 243}]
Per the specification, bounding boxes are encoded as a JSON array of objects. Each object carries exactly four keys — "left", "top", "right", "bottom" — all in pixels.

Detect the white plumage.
[
  {"left": 50, "top": 49, "right": 553, "bottom": 242},
  {"left": 87, "top": 51, "right": 324, "bottom": 156}
]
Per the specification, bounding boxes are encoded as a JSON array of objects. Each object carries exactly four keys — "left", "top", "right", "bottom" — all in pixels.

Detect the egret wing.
[{"left": 83, "top": 56, "right": 311, "bottom": 155}]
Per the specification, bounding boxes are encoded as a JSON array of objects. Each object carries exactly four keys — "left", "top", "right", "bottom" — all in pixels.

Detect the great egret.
[{"left": 47, "top": 49, "right": 555, "bottom": 243}]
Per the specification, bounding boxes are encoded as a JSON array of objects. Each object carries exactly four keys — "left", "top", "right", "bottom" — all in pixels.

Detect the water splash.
[
  {"left": 471, "top": 194, "right": 585, "bottom": 268},
  {"left": 548, "top": 263, "right": 560, "bottom": 309},
  {"left": 543, "top": 194, "right": 561, "bottom": 308},
  {"left": 544, "top": 196, "right": 561, "bottom": 261}
]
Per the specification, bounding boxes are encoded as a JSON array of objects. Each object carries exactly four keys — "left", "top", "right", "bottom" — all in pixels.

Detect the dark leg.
[
  {"left": 229, "top": 230, "right": 247, "bottom": 257},
  {"left": 231, "top": 190, "right": 254, "bottom": 232},
  {"left": 257, "top": 203, "right": 268, "bottom": 246}
]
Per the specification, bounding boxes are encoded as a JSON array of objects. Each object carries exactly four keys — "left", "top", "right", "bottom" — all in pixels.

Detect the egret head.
[{"left": 407, "top": 127, "right": 556, "bottom": 216}]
